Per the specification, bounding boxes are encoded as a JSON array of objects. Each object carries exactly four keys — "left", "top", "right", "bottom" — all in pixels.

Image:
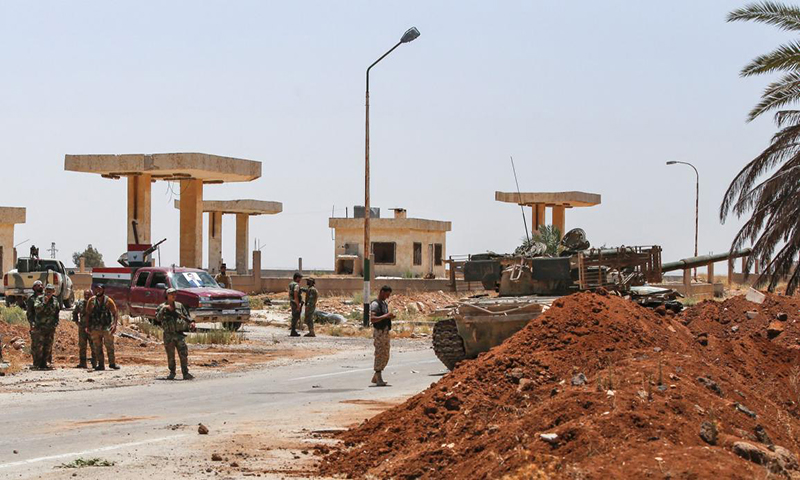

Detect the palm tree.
[
  {"left": 722, "top": 2, "right": 800, "bottom": 294},
  {"left": 516, "top": 225, "right": 562, "bottom": 257}
]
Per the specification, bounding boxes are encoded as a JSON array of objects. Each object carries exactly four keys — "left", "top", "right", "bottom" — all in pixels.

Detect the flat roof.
[
  {"left": 0, "top": 207, "right": 26, "bottom": 225},
  {"left": 329, "top": 217, "right": 451, "bottom": 232},
  {"left": 65, "top": 153, "right": 261, "bottom": 183},
  {"left": 174, "top": 199, "right": 282, "bottom": 215},
  {"left": 495, "top": 191, "right": 601, "bottom": 207}
]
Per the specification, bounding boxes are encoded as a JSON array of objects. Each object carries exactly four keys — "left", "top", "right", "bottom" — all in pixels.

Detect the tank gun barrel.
[{"left": 661, "top": 248, "right": 752, "bottom": 273}]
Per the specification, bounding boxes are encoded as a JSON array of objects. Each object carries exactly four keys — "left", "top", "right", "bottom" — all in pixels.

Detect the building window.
[
  {"left": 413, "top": 243, "right": 422, "bottom": 266},
  {"left": 372, "top": 242, "right": 396, "bottom": 265},
  {"left": 434, "top": 244, "right": 443, "bottom": 266}
]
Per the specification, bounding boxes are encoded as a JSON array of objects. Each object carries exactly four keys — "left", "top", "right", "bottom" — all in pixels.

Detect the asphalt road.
[{"left": 0, "top": 345, "right": 443, "bottom": 479}]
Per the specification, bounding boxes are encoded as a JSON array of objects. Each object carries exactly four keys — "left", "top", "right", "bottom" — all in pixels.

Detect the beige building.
[
  {"left": 329, "top": 208, "right": 451, "bottom": 278},
  {"left": 0, "top": 207, "right": 25, "bottom": 277}
]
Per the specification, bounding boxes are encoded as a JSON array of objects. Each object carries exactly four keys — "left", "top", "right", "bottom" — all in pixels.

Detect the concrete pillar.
[
  {"left": 179, "top": 179, "right": 203, "bottom": 268},
  {"left": 208, "top": 211, "right": 223, "bottom": 274},
  {"left": 127, "top": 174, "right": 152, "bottom": 244},
  {"left": 531, "top": 204, "right": 546, "bottom": 236},
  {"left": 728, "top": 258, "right": 734, "bottom": 285},
  {"left": 707, "top": 262, "right": 714, "bottom": 284},
  {"left": 298, "top": 257, "right": 303, "bottom": 273},
  {"left": 552, "top": 205, "right": 566, "bottom": 235},
  {"left": 235, "top": 213, "right": 249, "bottom": 274},
  {"left": 0, "top": 224, "right": 12, "bottom": 276},
  {"left": 252, "top": 250, "right": 262, "bottom": 293},
  {"left": 683, "top": 268, "right": 692, "bottom": 295},
  {"left": 79, "top": 256, "right": 86, "bottom": 274}
]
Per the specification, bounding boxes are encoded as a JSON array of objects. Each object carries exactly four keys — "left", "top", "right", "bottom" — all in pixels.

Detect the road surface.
[{"left": 0, "top": 345, "right": 444, "bottom": 479}]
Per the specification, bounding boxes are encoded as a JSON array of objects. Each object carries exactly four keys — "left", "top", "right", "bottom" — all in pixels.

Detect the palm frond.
[
  {"left": 728, "top": 1, "right": 800, "bottom": 31},
  {"left": 741, "top": 41, "right": 800, "bottom": 77},
  {"left": 747, "top": 71, "right": 800, "bottom": 120}
]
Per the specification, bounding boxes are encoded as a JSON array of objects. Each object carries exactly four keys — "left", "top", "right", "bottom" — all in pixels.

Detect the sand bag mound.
[{"left": 319, "top": 292, "right": 800, "bottom": 479}]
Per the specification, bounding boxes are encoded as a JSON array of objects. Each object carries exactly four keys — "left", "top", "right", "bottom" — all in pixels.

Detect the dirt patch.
[{"left": 319, "top": 291, "right": 800, "bottom": 479}]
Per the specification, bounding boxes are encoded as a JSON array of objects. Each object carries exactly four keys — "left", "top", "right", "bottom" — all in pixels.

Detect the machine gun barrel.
[
  {"left": 661, "top": 248, "right": 752, "bottom": 273},
  {"left": 143, "top": 238, "right": 167, "bottom": 258}
]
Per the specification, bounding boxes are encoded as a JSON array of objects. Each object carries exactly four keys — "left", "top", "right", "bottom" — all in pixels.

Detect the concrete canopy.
[
  {"left": 65, "top": 153, "right": 261, "bottom": 183},
  {"left": 495, "top": 191, "right": 601, "bottom": 207},
  {"left": 174, "top": 199, "right": 282, "bottom": 215},
  {"left": 0, "top": 206, "right": 26, "bottom": 276}
]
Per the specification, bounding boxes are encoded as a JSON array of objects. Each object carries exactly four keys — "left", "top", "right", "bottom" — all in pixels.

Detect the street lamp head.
[
  {"left": 666, "top": 161, "right": 678, "bottom": 165},
  {"left": 400, "top": 27, "right": 421, "bottom": 44}
]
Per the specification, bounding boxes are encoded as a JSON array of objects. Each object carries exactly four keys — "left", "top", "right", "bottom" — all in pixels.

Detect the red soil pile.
[
  {"left": 319, "top": 292, "right": 800, "bottom": 479},
  {"left": 1, "top": 317, "right": 158, "bottom": 371}
]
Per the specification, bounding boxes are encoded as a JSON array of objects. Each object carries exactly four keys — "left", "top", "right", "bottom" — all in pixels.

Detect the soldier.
[
  {"left": 33, "top": 284, "right": 61, "bottom": 370},
  {"left": 26, "top": 280, "right": 44, "bottom": 369},
  {"left": 156, "top": 288, "right": 196, "bottom": 380},
  {"left": 369, "top": 285, "right": 395, "bottom": 387},
  {"left": 288, "top": 272, "right": 304, "bottom": 337},
  {"left": 214, "top": 263, "right": 231, "bottom": 289},
  {"left": 85, "top": 284, "right": 120, "bottom": 371},
  {"left": 303, "top": 278, "right": 318, "bottom": 338},
  {"left": 72, "top": 290, "right": 96, "bottom": 369}
]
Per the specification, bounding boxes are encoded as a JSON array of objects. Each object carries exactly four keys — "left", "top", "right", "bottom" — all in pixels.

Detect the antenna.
[
  {"left": 47, "top": 242, "right": 59, "bottom": 259},
  {"left": 510, "top": 156, "right": 531, "bottom": 243}
]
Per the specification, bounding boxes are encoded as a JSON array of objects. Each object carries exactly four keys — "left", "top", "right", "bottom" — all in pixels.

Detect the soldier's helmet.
[
  {"left": 166, "top": 288, "right": 178, "bottom": 295},
  {"left": 32, "top": 280, "right": 44, "bottom": 288},
  {"left": 306, "top": 277, "right": 316, "bottom": 285},
  {"left": 45, "top": 283, "right": 55, "bottom": 291}
]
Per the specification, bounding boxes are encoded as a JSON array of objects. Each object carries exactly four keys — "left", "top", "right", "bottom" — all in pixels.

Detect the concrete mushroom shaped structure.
[
  {"left": 65, "top": 153, "right": 261, "bottom": 268},
  {"left": 495, "top": 191, "right": 601, "bottom": 236},
  {"left": 0, "top": 207, "right": 26, "bottom": 276},
  {"left": 174, "top": 199, "right": 282, "bottom": 274}
]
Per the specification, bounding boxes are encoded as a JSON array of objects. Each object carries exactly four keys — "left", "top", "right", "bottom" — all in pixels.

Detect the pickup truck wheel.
[{"left": 223, "top": 322, "right": 242, "bottom": 331}]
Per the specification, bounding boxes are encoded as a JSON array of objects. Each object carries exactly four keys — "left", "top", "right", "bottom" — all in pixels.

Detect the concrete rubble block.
[
  {"left": 768, "top": 321, "right": 785, "bottom": 339},
  {"left": 746, "top": 288, "right": 766, "bottom": 304},
  {"left": 746, "top": 310, "right": 759, "bottom": 319}
]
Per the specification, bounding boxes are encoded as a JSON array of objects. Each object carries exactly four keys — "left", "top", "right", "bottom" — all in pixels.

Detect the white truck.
[{"left": 3, "top": 258, "right": 75, "bottom": 308}]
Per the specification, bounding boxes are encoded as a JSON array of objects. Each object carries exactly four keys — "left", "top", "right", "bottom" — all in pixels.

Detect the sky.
[{"left": 0, "top": 1, "right": 790, "bottom": 271}]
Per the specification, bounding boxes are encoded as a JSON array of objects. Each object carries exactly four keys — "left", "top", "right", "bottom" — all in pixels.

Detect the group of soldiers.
[
  {"left": 27, "top": 282, "right": 196, "bottom": 380},
  {"left": 27, "top": 281, "right": 120, "bottom": 370},
  {"left": 288, "top": 272, "right": 318, "bottom": 337}
]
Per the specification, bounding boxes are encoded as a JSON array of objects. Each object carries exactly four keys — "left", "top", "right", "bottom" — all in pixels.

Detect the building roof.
[
  {"left": 495, "top": 191, "right": 601, "bottom": 207},
  {"left": 0, "top": 206, "right": 26, "bottom": 225},
  {"left": 174, "top": 199, "right": 282, "bottom": 215},
  {"left": 329, "top": 217, "right": 451, "bottom": 232},
  {"left": 65, "top": 153, "right": 261, "bottom": 183}
]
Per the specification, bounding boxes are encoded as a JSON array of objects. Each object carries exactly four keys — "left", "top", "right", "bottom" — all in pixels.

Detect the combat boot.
[
  {"left": 304, "top": 332, "right": 316, "bottom": 337},
  {"left": 290, "top": 330, "right": 300, "bottom": 337},
  {"left": 109, "top": 364, "right": 120, "bottom": 370},
  {"left": 375, "top": 371, "right": 388, "bottom": 387},
  {"left": 166, "top": 371, "right": 176, "bottom": 380},
  {"left": 183, "top": 372, "right": 194, "bottom": 380},
  {"left": 76, "top": 363, "right": 87, "bottom": 369},
  {"left": 94, "top": 364, "right": 105, "bottom": 371}
]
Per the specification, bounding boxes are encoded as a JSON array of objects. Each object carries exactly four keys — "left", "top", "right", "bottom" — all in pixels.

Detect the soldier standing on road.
[
  {"left": 156, "top": 288, "right": 196, "bottom": 380},
  {"left": 214, "top": 263, "right": 231, "bottom": 289},
  {"left": 303, "top": 278, "right": 318, "bottom": 338},
  {"left": 85, "top": 284, "right": 120, "bottom": 371},
  {"left": 26, "top": 280, "right": 44, "bottom": 369},
  {"left": 288, "top": 272, "right": 304, "bottom": 337},
  {"left": 72, "top": 290, "right": 96, "bottom": 369},
  {"left": 370, "top": 285, "right": 395, "bottom": 387},
  {"left": 33, "top": 284, "right": 61, "bottom": 370}
]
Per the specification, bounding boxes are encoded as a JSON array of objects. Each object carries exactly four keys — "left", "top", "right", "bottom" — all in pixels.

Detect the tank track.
[{"left": 432, "top": 318, "right": 467, "bottom": 371}]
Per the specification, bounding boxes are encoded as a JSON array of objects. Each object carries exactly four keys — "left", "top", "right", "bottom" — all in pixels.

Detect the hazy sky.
[{"left": 0, "top": 1, "right": 788, "bottom": 270}]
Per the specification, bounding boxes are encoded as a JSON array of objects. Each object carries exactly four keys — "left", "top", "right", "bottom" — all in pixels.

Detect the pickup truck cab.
[
  {"left": 3, "top": 258, "right": 75, "bottom": 308},
  {"left": 93, "top": 266, "right": 250, "bottom": 330}
]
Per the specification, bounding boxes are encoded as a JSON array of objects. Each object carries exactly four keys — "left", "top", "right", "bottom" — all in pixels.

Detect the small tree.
[{"left": 72, "top": 244, "right": 105, "bottom": 268}]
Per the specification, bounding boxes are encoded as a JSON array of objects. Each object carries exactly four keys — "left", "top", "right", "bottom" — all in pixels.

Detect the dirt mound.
[
  {"left": 1, "top": 317, "right": 158, "bottom": 372},
  {"left": 319, "top": 292, "right": 800, "bottom": 479}
]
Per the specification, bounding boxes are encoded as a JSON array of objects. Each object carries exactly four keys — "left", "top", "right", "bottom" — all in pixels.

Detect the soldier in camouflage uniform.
[
  {"left": 369, "top": 285, "right": 395, "bottom": 387},
  {"left": 288, "top": 272, "right": 304, "bottom": 337},
  {"left": 26, "top": 280, "right": 44, "bottom": 369},
  {"left": 156, "top": 288, "right": 196, "bottom": 380},
  {"left": 303, "top": 278, "right": 318, "bottom": 337},
  {"left": 86, "top": 284, "right": 120, "bottom": 371},
  {"left": 72, "top": 290, "right": 95, "bottom": 369},
  {"left": 33, "top": 284, "right": 61, "bottom": 370},
  {"left": 214, "top": 263, "right": 232, "bottom": 289}
]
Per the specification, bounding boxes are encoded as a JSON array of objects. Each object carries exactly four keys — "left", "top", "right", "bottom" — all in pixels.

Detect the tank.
[{"left": 433, "top": 229, "right": 666, "bottom": 370}]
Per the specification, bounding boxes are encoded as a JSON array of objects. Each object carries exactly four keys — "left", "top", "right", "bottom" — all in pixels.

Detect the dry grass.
[
  {"left": 0, "top": 305, "right": 27, "bottom": 325},
  {"left": 186, "top": 330, "right": 243, "bottom": 345}
]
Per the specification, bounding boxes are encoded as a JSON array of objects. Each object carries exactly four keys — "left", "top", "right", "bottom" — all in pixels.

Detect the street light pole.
[
  {"left": 363, "top": 27, "right": 421, "bottom": 327},
  {"left": 666, "top": 160, "right": 700, "bottom": 279}
]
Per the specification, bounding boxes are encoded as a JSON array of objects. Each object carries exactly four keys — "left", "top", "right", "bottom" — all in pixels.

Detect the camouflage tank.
[{"left": 432, "top": 229, "right": 665, "bottom": 370}]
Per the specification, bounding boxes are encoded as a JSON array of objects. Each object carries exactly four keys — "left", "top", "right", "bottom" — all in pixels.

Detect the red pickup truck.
[{"left": 92, "top": 266, "right": 251, "bottom": 330}]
